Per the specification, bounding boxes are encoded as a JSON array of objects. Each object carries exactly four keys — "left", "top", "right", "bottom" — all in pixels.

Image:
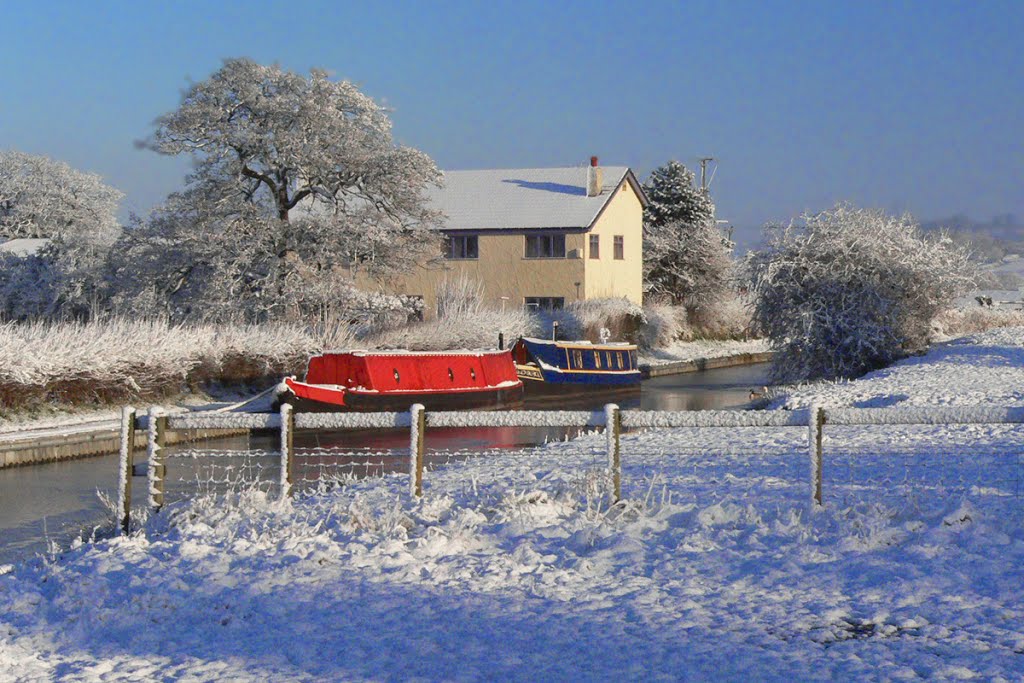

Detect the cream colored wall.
[
  {"left": 388, "top": 178, "right": 643, "bottom": 318},
  {"left": 582, "top": 181, "right": 644, "bottom": 305},
  {"left": 395, "top": 232, "right": 587, "bottom": 317}
]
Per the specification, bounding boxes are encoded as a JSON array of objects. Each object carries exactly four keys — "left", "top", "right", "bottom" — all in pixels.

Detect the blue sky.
[{"left": 1, "top": 0, "right": 1021, "bottom": 246}]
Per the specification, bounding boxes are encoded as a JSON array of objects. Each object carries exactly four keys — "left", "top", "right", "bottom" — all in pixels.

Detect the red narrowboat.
[{"left": 275, "top": 349, "right": 524, "bottom": 412}]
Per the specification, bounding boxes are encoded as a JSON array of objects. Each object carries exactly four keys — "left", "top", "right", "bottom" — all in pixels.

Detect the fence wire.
[
  {"left": 145, "top": 419, "right": 1024, "bottom": 515},
  {"left": 822, "top": 424, "right": 1024, "bottom": 515}
]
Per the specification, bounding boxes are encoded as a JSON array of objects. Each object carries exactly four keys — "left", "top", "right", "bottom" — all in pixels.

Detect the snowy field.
[{"left": 2, "top": 328, "right": 1024, "bottom": 680}]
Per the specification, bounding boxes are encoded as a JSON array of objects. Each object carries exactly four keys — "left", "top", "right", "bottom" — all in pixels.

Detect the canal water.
[{"left": 0, "top": 362, "right": 771, "bottom": 566}]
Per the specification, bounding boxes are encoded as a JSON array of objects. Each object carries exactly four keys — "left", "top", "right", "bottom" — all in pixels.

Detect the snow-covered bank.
[
  {"left": 777, "top": 326, "right": 1024, "bottom": 409},
  {"left": 639, "top": 338, "right": 770, "bottom": 366},
  {"left": 2, "top": 328, "right": 1024, "bottom": 680}
]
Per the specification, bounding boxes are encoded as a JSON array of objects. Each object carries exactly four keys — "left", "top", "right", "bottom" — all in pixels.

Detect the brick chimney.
[{"left": 586, "top": 156, "right": 603, "bottom": 197}]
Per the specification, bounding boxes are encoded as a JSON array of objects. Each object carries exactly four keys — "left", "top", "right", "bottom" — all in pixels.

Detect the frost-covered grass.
[
  {"left": 0, "top": 319, "right": 320, "bottom": 416},
  {"left": 0, "top": 309, "right": 532, "bottom": 418},
  {"left": 366, "top": 308, "right": 535, "bottom": 352},
  {"left": 932, "top": 306, "right": 1024, "bottom": 339},
  {"left": 3, "top": 326, "right": 1024, "bottom": 679}
]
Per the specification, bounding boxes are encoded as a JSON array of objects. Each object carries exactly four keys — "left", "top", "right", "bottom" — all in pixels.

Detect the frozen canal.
[{"left": 0, "top": 363, "right": 770, "bottom": 565}]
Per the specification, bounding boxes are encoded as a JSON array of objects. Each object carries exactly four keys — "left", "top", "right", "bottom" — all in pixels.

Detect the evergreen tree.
[
  {"left": 643, "top": 161, "right": 715, "bottom": 229},
  {"left": 642, "top": 161, "right": 731, "bottom": 308}
]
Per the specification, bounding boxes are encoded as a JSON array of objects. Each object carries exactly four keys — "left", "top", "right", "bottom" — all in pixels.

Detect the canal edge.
[{"left": 639, "top": 351, "right": 774, "bottom": 379}]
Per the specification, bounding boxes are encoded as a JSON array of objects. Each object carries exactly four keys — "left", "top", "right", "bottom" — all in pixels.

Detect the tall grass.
[
  {"left": 368, "top": 275, "right": 537, "bottom": 350},
  {"left": 0, "top": 318, "right": 321, "bottom": 413},
  {"left": 932, "top": 306, "right": 1024, "bottom": 339}
]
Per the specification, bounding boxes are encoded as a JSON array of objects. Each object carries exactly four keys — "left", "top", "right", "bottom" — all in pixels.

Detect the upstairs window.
[
  {"left": 525, "top": 234, "right": 566, "bottom": 259},
  {"left": 614, "top": 235, "right": 624, "bottom": 260},
  {"left": 589, "top": 234, "right": 600, "bottom": 259},
  {"left": 447, "top": 235, "right": 478, "bottom": 259}
]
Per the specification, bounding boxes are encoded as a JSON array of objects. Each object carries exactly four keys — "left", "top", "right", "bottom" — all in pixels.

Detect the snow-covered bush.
[
  {"left": 435, "top": 274, "right": 486, "bottom": 319},
  {"left": 637, "top": 302, "right": 686, "bottom": 349},
  {"left": 748, "top": 205, "right": 975, "bottom": 381},
  {"left": 687, "top": 293, "right": 755, "bottom": 341},
  {"left": 542, "top": 297, "right": 645, "bottom": 343},
  {"left": 367, "top": 307, "right": 535, "bottom": 351}
]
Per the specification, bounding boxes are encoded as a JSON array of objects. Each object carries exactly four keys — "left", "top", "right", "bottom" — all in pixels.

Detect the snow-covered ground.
[{"left": 2, "top": 328, "right": 1024, "bottom": 680}]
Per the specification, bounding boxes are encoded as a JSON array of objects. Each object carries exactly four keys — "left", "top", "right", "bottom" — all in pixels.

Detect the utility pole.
[{"left": 699, "top": 157, "right": 715, "bottom": 193}]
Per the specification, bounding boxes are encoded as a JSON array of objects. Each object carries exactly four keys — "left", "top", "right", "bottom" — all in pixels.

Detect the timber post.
[
  {"left": 117, "top": 406, "right": 136, "bottom": 535},
  {"left": 605, "top": 403, "right": 622, "bottom": 504},
  {"left": 410, "top": 404, "right": 426, "bottom": 498},
  {"left": 809, "top": 405, "right": 824, "bottom": 509},
  {"left": 148, "top": 406, "right": 167, "bottom": 513},
  {"left": 280, "top": 402, "right": 295, "bottom": 499}
]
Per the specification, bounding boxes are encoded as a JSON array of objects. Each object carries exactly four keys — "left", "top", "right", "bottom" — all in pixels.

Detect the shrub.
[
  {"left": 637, "top": 302, "right": 686, "bottom": 349},
  {"left": 687, "top": 294, "right": 754, "bottom": 340},
  {"left": 540, "top": 297, "right": 645, "bottom": 343},
  {"left": 748, "top": 204, "right": 974, "bottom": 382}
]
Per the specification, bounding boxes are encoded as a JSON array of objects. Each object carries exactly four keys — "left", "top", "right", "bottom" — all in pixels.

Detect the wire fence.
[{"left": 116, "top": 403, "right": 1024, "bottom": 533}]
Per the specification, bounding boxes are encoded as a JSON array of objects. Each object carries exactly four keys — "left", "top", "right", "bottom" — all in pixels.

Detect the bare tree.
[
  {"left": 132, "top": 58, "right": 444, "bottom": 320},
  {"left": 748, "top": 204, "right": 975, "bottom": 382}
]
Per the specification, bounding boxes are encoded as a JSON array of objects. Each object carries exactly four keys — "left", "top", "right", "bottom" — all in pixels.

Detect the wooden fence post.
[
  {"left": 809, "top": 405, "right": 824, "bottom": 509},
  {"left": 410, "top": 404, "right": 425, "bottom": 498},
  {"left": 280, "top": 402, "right": 295, "bottom": 499},
  {"left": 148, "top": 406, "right": 167, "bottom": 513},
  {"left": 605, "top": 403, "right": 622, "bottom": 504},
  {"left": 117, "top": 406, "right": 136, "bottom": 535}
]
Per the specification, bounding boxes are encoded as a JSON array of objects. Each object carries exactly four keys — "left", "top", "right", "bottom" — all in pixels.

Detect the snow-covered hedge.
[
  {"left": 748, "top": 205, "right": 974, "bottom": 382},
  {"left": 0, "top": 319, "right": 321, "bottom": 412},
  {"left": 542, "top": 297, "right": 645, "bottom": 343}
]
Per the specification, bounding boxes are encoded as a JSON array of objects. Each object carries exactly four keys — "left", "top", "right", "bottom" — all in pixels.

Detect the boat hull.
[
  {"left": 279, "top": 380, "right": 524, "bottom": 413},
  {"left": 276, "top": 347, "right": 525, "bottom": 413},
  {"left": 512, "top": 337, "right": 643, "bottom": 389}
]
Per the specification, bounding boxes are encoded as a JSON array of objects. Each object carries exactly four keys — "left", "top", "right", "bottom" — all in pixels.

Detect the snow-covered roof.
[
  {"left": 0, "top": 238, "right": 49, "bottom": 257},
  {"left": 426, "top": 166, "right": 644, "bottom": 232}
]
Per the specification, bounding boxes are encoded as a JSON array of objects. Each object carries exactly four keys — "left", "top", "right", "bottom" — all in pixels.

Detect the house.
[{"left": 396, "top": 157, "right": 648, "bottom": 316}]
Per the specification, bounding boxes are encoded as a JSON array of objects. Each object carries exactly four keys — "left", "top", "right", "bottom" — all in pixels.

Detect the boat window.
[
  {"left": 448, "top": 368, "right": 454, "bottom": 381},
  {"left": 615, "top": 353, "right": 622, "bottom": 369},
  {"left": 593, "top": 351, "right": 601, "bottom": 369},
  {"left": 470, "top": 367, "right": 477, "bottom": 380},
  {"left": 572, "top": 350, "right": 583, "bottom": 368},
  {"left": 393, "top": 369, "right": 400, "bottom": 383},
  {"left": 605, "top": 352, "right": 612, "bottom": 368}
]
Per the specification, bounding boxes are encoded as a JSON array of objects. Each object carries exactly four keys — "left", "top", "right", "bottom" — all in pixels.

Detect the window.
[
  {"left": 447, "top": 235, "right": 478, "bottom": 259},
  {"left": 572, "top": 350, "right": 583, "bottom": 368},
  {"left": 593, "top": 351, "right": 602, "bottom": 369},
  {"left": 614, "top": 235, "right": 624, "bottom": 260},
  {"left": 524, "top": 296, "right": 564, "bottom": 311},
  {"left": 525, "top": 234, "right": 566, "bottom": 258},
  {"left": 589, "top": 234, "right": 600, "bottom": 259}
]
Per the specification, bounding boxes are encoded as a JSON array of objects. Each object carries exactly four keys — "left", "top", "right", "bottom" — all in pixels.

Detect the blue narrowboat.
[{"left": 511, "top": 337, "right": 643, "bottom": 388}]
